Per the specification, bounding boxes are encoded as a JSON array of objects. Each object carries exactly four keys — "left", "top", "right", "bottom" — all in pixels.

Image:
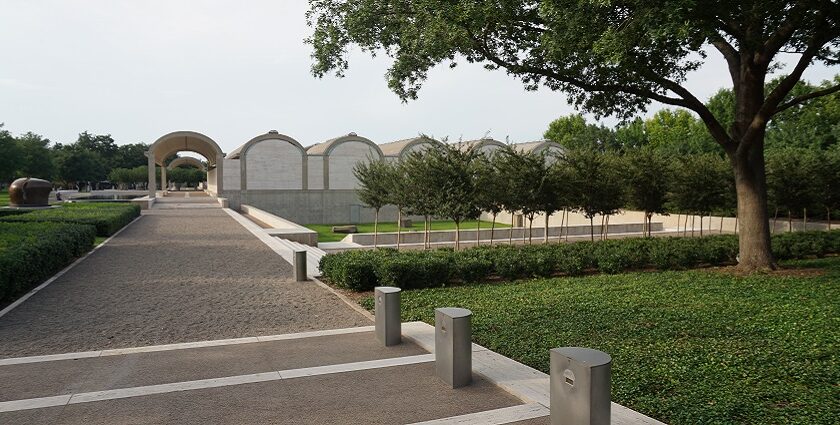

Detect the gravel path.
[{"left": 0, "top": 206, "right": 369, "bottom": 358}]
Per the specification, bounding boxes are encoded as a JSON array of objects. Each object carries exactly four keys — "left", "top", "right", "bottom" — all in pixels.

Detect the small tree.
[
  {"left": 819, "top": 148, "right": 840, "bottom": 230},
  {"left": 493, "top": 146, "right": 548, "bottom": 243},
  {"left": 402, "top": 150, "right": 440, "bottom": 249},
  {"left": 669, "top": 154, "right": 732, "bottom": 236},
  {"left": 623, "top": 148, "right": 671, "bottom": 237},
  {"left": 766, "top": 147, "right": 821, "bottom": 232},
  {"left": 424, "top": 144, "right": 480, "bottom": 250},
  {"left": 383, "top": 160, "right": 412, "bottom": 249},
  {"left": 563, "top": 149, "right": 625, "bottom": 240},
  {"left": 473, "top": 155, "right": 505, "bottom": 245},
  {"left": 354, "top": 158, "right": 391, "bottom": 247}
]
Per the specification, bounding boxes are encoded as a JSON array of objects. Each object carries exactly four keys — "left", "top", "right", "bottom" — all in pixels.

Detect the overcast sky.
[{"left": 1, "top": 0, "right": 837, "bottom": 153}]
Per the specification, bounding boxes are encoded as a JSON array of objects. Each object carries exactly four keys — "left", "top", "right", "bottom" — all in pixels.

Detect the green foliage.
[
  {"left": 544, "top": 114, "right": 617, "bottom": 151},
  {"left": 392, "top": 257, "right": 840, "bottom": 424},
  {"left": 15, "top": 132, "right": 54, "bottom": 180},
  {"left": 623, "top": 147, "right": 671, "bottom": 218},
  {"left": 644, "top": 109, "right": 717, "bottom": 155},
  {"left": 353, "top": 158, "right": 391, "bottom": 212},
  {"left": 0, "top": 203, "right": 140, "bottom": 236},
  {"left": 766, "top": 147, "right": 822, "bottom": 217},
  {"left": 562, "top": 148, "right": 625, "bottom": 236},
  {"left": 668, "top": 153, "right": 732, "bottom": 216},
  {"left": 321, "top": 231, "right": 840, "bottom": 291},
  {"left": 53, "top": 148, "right": 107, "bottom": 185},
  {"left": 0, "top": 222, "right": 95, "bottom": 302}
]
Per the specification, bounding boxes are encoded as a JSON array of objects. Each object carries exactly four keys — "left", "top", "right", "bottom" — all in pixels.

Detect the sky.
[{"left": 1, "top": 0, "right": 837, "bottom": 154}]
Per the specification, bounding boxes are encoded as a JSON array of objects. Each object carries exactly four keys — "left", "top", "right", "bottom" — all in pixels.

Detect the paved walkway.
[{"left": 0, "top": 203, "right": 369, "bottom": 358}]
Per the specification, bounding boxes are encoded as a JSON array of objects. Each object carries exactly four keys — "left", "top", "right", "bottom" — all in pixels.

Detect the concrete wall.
[
  {"left": 223, "top": 159, "right": 241, "bottom": 191},
  {"left": 231, "top": 189, "right": 402, "bottom": 224},
  {"left": 328, "top": 142, "right": 381, "bottom": 189},
  {"left": 240, "top": 204, "right": 318, "bottom": 246},
  {"left": 307, "top": 155, "right": 324, "bottom": 189},
  {"left": 245, "top": 139, "right": 304, "bottom": 189},
  {"left": 207, "top": 168, "right": 218, "bottom": 193},
  {"left": 477, "top": 144, "right": 503, "bottom": 157}
]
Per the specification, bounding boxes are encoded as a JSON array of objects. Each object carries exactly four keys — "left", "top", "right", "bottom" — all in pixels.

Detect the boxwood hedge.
[
  {"left": 0, "top": 203, "right": 140, "bottom": 236},
  {"left": 0, "top": 222, "right": 95, "bottom": 302},
  {"left": 320, "top": 230, "right": 840, "bottom": 291}
]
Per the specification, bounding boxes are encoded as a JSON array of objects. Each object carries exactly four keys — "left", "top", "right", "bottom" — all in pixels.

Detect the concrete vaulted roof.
[
  {"left": 149, "top": 131, "right": 224, "bottom": 166},
  {"left": 513, "top": 140, "right": 565, "bottom": 155},
  {"left": 167, "top": 156, "right": 206, "bottom": 170},
  {"left": 459, "top": 138, "right": 506, "bottom": 152},
  {"left": 378, "top": 136, "right": 442, "bottom": 157},
  {"left": 227, "top": 131, "right": 305, "bottom": 159},
  {"left": 306, "top": 132, "right": 383, "bottom": 157}
]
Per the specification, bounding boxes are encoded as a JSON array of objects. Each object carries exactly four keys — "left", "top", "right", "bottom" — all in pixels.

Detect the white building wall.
[
  {"left": 478, "top": 144, "right": 503, "bottom": 157},
  {"left": 207, "top": 168, "right": 218, "bottom": 193},
  {"left": 307, "top": 155, "right": 324, "bottom": 189},
  {"left": 246, "top": 139, "right": 303, "bottom": 189},
  {"left": 329, "top": 142, "right": 381, "bottom": 189},
  {"left": 223, "top": 158, "right": 241, "bottom": 191}
]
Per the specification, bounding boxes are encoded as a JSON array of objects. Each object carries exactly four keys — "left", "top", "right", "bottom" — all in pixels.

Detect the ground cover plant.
[
  {"left": 0, "top": 202, "right": 140, "bottom": 236},
  {"left": 307, "top": 220, "right": 507, "bottom": 242},
  {"left": 320, "top": 231, "right": 840, "bottom": 291},
  {"left": 359, "top": 257, "right": 840, "bottom": 424},
  {"left": 0, "top": 222, "right": 95, "bottom": 303}
]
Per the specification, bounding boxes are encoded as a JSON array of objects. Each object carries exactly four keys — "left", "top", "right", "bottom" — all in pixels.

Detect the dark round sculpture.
[{"left": 9, "top": 177, "right": 52, "bottom": 208}]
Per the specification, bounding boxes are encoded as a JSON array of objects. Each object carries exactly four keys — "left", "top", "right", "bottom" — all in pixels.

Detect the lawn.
[
  {"left": 361, "top": 257, "right": 840, "bottom": 424},
  {"left": 307, "top": 219, "right": 509, "bottom": 242},
  {"left": 0, "top": 190, "right": 8, "bottom": 207}
]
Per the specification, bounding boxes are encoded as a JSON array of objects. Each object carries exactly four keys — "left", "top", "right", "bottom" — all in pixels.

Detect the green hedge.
[
  {"left": 0, "top": 209, "right": 32, "bottom": 218},
  {"left": 320, "top": 230, "right": 840, "bottom": 291},
  {"left": 0, "top": 222, "right": 95, "bottom": 302},
  {"left": 0, "top": 203, "right": 140, "bottom": 236}
]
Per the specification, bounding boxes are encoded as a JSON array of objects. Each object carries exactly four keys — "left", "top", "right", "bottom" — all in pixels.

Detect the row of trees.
[
  {"left": 356, "top": 143, "right": 840, "bottom": 250},
  {"left": 108, "top": 166, "right": 206, "bottom": 190}
]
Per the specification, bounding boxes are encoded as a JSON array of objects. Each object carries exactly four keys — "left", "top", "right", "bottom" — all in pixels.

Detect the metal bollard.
[
  {"left": 434, "top": 307, "right": 472, "bottom": 388},
  {"left": 550, "top": 347, "right": 612, "bottom": 425},
  {"left": 374, "top": 287, "right": 401, "bottom": 346},
  {"left": 294, "top": 250, "right": 307, "bottom": 282}
]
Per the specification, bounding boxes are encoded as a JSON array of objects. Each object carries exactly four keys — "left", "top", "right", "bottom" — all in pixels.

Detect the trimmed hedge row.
[
  {"left": 0, "top": 222, "right": 95, "bottom": 302},
  {"left": 0, "top": 203, "right": 140, "bottom": 236},
  {"left": 320, "top": 231, "right": 840, "bottom": 291},
  {"left": 0, "top": 209, "right": 32, "bottom": 218}
]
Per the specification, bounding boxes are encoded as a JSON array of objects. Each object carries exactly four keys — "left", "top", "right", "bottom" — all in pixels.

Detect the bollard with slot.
[
  {"left": 294, "top": 250, "right": 307, "bottom": 282},
  {"left": 374, "top": 287, "right": 401, "bottom": 346},
  {"left": 550, "top": 347, "right": 612, "bottom": 425},
  {"left": 434, "top": 307, "right": 472, "bottom": 388}
]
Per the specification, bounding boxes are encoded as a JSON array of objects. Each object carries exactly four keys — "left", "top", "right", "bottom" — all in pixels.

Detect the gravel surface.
[{"left": 0, "top": 207, "right": 369, "bottom": 358}]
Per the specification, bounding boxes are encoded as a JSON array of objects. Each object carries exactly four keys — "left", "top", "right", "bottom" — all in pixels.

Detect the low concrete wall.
[
  {"left": 240, "top": 204, "right": 318, "bottom": 246},
  {"left": 131, "top": 196, "right": 155, "bottom": 210},
  {"left": 347, "top": 222, "right": 661, "bottom": 246},
  {"left": 228, "top": 189, "right": 406, "bottom": 224}
]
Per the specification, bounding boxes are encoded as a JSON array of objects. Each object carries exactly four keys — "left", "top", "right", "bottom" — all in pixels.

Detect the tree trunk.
[
  {"left": 455, "top": 220, "right": 460, "bottom": 251},
  {"left": 683, "top": 214, "right": 689, "bottom": 236},
  {"left": 424, "top": 215, "right": 429, "bottom": 250},
  {"left": 590, "top": 216, "right": 594, "bottom": 241},
  {"left": 828, "top": 207, "right": 832, "bottom": 231},
  {"left": 509, "top": 214, "right": 514, "bottom": 245},
  {"left": 604, "top": 215, "right": 610, "bottom": 240},
  {"left": 720, "top": 216, "right": 724, "bottom": 234},
  {"left": 729, "top": 144, "right": 775, "bottom": 270},
  {"left": 544, "top": 213, "right": 550, "bottom": 243},
  {"left": 490, "top": 214, "right": 496, "bottom": 245},
  {"left": 772, "top": 207, "right": 779, "bottom": 234},
  {"left": 528, "top": 216, "right": 534, "bottom": 244},
  {"left": 373, "top": 209, "right": 379, "bottom": 248},
  {"left": 700, "top": 214, "right": 703, "bottom": 237},
  {"left": 788, "top": 210, "right": 792, "bottom": 233},
  {"left": 803, "top": 208, "right": 807, "bottom": 229},
  {"left": 676, "top": 213, "right": 681, "bottom": 234},
  {"left": 396, "top": 209, "right": 402, "bottom": 250},
  {"left": 691, "top": 215, "right": 695, "bottom": 237},
  {"left": 476, "top": 217, "right": 481, "bottom": 247}
]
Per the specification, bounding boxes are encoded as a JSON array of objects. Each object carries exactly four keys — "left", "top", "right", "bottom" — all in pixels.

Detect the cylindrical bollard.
[
  {"left": 374, "top": 287, "right": 401, "bottom": 346},
  {"left": 294, "top": 250, "right": 307, "bottom": 282},
  {"left": 550, "top": 347, "right": 611, "bottom": 425},
  {"left": 434, "top": 307, "right": 472, "bottom": 388}
]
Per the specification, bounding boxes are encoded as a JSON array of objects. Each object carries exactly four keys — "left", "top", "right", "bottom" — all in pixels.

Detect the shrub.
[
  {"left": 0, "top": 209, "right": 32, "bottom": 218},
  {"left": 319, "top": 230, "right": 840, "bottom": 291},
  {"left": 0, "top": 222, "right": 95, "bottom": 302},
  {"left": 0, "top": 203, "right": 140, "bottom": 236}
]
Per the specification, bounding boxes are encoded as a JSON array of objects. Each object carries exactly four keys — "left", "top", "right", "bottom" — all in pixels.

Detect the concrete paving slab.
[
  {"left": 0, "top": 362, "right": 523, "bottom": 425},
  {"left": 0, "top": 208, "right": 369, "bottom": 358},
  {"left": 0, "top": 331, "right": 425, "bottom": 400}
]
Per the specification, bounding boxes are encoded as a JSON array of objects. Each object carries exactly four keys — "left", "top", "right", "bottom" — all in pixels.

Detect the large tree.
[{"left": 306, "top": 0, "right": 840, "bottom": 271}]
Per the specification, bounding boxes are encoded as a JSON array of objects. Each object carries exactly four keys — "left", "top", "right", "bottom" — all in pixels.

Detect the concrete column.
[
  {"left": 435, "top": 307, "right": 472, "bottom": 388},
  {"left": 294, "top": 250, "right": 307, "bottom": 281},
  {"left": 161, "top": 166, "right": 167, "bottom": 192},
  {"left": 146, "top": 152, "right": 156, "bottom": 198},
  {"left": 374, "top": 287, "right": 401, "bottom": 346},
  {"left": 550, "top": 347, "right": 611, "bottom": 425}
]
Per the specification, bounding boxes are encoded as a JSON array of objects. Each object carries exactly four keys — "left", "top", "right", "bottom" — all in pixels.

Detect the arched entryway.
[{"left": 147, "top": 131, "right": 224, "bottom": 198}]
